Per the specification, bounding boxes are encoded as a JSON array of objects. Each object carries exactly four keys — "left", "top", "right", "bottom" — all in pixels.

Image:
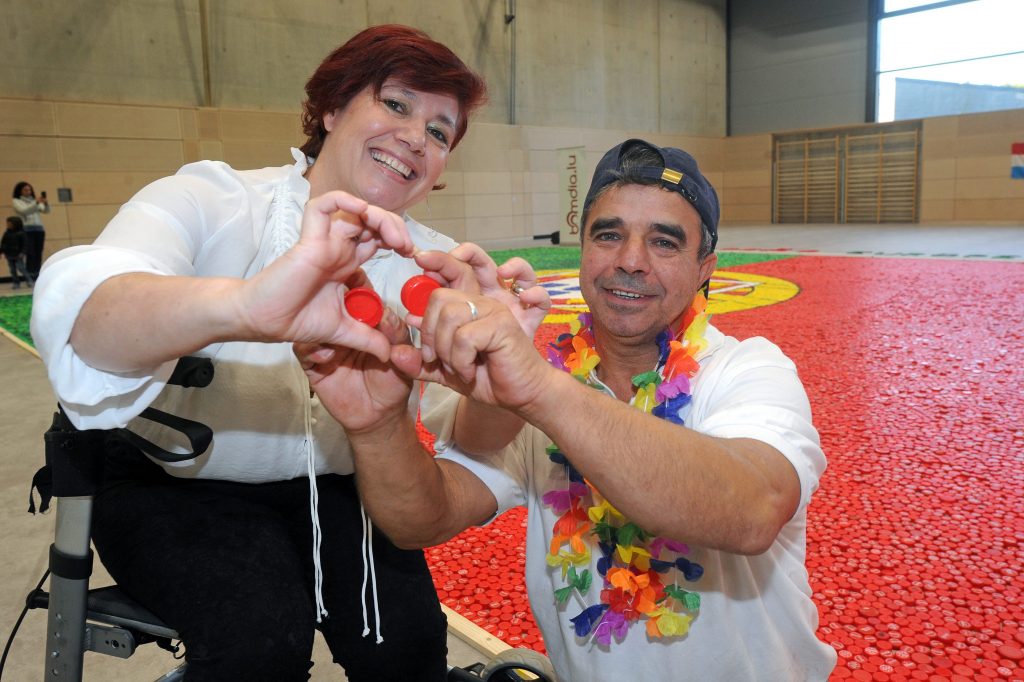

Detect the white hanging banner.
[{"left": 557, "top": 146, "right": 586, "bottom": 244}]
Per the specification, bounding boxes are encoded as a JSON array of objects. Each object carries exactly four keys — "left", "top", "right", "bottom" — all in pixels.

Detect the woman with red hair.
[{"left": 31, "top": 25, "right": 485, "bottom": 680}]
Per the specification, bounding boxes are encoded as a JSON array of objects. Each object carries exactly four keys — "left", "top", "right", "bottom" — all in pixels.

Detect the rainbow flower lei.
[{"left": 542, "top": 292, "right": 710, "bottom": 646}]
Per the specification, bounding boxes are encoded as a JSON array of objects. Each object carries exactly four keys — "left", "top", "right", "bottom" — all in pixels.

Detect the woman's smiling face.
[{"left": 307, "top": 79, "right": 460, "bottom": 214}]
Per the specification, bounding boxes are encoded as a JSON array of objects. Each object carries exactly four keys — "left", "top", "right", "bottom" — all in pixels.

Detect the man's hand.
[
  {"left": 393, "top": 289, "right": 556, "bottom": 413},
  {"left": 411, "top": 244, "right": 550, "bottom": 363}
]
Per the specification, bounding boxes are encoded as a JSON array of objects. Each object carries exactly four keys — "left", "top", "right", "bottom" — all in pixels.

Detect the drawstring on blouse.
[
  {"left": 279, "top": 152, "right": 383, "bottom": 640},
  {"left": 303, "top": 396, "right": 329, "bottom": 622},
  {"left": 359, "top": 505, "right": 384, "bottom": 643}
]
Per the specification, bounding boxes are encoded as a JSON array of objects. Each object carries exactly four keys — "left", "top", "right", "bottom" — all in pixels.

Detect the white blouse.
[{"left": 31, "top": 149, "right": 457, "bottom": 483}]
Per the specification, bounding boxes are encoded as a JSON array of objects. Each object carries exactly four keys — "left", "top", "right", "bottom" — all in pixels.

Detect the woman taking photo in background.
[
  {"left": 12, "top": 181, "right": 48, "bottom": 279},
  {"left": 31, "top": 25, "right": 486, "bottom": 681}
]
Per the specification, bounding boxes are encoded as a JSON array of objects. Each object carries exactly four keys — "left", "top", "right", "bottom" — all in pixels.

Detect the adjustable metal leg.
[{"left": 43, "top": 496, "right": 93, "bottom": 681}]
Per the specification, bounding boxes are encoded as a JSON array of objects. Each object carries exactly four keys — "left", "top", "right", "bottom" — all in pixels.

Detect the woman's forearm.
[{"left": 69, "top": 273, "right": 250, "bottom": 372}]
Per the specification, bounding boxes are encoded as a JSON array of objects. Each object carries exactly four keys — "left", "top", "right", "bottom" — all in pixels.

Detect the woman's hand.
[
  {"left": 239, "top": 191, "right": 415, "bottom": 360},
  {"left": 296, "top": 305, "right": 415, "bottom": 434}
]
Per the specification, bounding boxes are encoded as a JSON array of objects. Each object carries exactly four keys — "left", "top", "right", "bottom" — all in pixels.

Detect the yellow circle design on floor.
[{"left": 537, "top": 269, "right": 800, "bottom": 324}]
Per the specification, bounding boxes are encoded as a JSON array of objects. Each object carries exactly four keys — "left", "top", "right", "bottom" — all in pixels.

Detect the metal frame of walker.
[{"left": 26, "top": 358, "right": 215, "bottom": 681}]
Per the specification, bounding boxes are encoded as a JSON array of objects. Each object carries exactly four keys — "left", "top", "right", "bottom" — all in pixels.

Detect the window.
[{"left": 874, "top": 0, "right": 1024, "bottom": 122}]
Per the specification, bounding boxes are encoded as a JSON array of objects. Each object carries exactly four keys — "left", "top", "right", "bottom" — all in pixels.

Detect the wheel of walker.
[{"left": 480, "top": 648, "right": 557, "bottom": 682}]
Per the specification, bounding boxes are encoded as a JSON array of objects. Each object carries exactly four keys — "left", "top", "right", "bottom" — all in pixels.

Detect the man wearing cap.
[{"left": 299, "top": 139, "right": 837, "bottom": 680}]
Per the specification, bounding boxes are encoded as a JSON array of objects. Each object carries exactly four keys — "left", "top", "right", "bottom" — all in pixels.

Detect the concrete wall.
[
  {"left": 728, "top": 0, "right": 871, "bottom": 135},
  {"left": 1, "top": 0, "right": 726, "bottom": 135}
]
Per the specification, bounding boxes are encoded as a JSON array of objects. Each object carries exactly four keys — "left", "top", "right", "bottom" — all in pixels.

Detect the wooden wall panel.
[
  {"left": 921, "top": 158, "right": 955, "bottom": 180},
  {"left": 421, "top": 218, "right": 467, "bottom": 243},
  {"left": 722, "top": 134, "right": 771, "bottom": 169},
  {"left": 956, "top": 178, "right": 1024, "bottom": 200},
  {"left": 921, "top": 115, "right": 959, "bottom": 139},
  {"left": 723, "top": 169, "right": 771, "bottom": 188},
  {"left": 921, "top": 137, "right": 956, "bottom": 161},
  {"left": 60, "top": 171, "right": 166, "bottom": 205},
  {"left": 60, "top": 139, "right": 184, "bottom": 172},
  {"left": 920, "top": 199, "right": 954, "bottom": 222},
  {"left": 55, "top": 103, "right": 182, "bottom": 139},
  {"left": 0, "top": 100, "right": 56, "bottom": 135},
  {"left": 196, "top": 109, "right": 221, "bottom": 139},
  {"left": 955, "top": 199, "right": 1024, "bottom": 222},
  {"left": 179, "top": 110, "right": 199, "bottom": 140},
  {"left": 0, "top": 136, "right": 61, "bottom": 171},
  {"left": 955, "top": 108, "right": 1024, "bottom": 136},
  {"left": 218, "top": 111, "right": 304, "bottom": 143},
  {"left": 955, "top": 134, "right": 1021, "bottom": 158},
  {"left": 720, "top": 135, "right": 771, "bottom": 223},
  {"left": 722, "top": 204, "right": 772, "bottom": 222},
  {"left": 198, "top": 141, "right": 224, "bottom": 162},
  {"left": 920, "top": 179, "right": 955, "bottom": 201},
  {"left": 219, "top": 141, "right": 294, "bottom": 171},
  {"left": 437, "top": 172, "right": 466, "bottom": 195},
  {"left": 720, "top": 186, "right": 772, "bottom": 206},
  {"left": 67, "top": 205, "right": 120, "bottom": 241},
  {"left": 407, "top": 193, "right": 465, "bottom": 221},
  {"left": 464, "top": 171, "right": 516, "bottom": 195},
  {"left": 0, "top": 171, "right": 63, "bottom": 197},
  {"left": 957, "top": 156, "right": 1015, "bottom": 178}
]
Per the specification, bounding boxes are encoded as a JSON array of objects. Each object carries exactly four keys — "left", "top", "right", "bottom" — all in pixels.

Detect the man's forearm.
[
  {"left": 349, "top": 417, "right": 480, "bottom": 548},
  {"left": 515, "top": 370, "right": 799, "bottom": 554},
  {"left": 453, "top": 397, "right": 525, "bottom": 454}
]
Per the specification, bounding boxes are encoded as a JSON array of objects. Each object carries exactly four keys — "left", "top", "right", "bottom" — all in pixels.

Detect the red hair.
[{"left": 301, "top": 25, "right": 487, "bottom": 159}]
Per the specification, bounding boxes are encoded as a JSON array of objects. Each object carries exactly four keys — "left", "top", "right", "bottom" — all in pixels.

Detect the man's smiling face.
[{"left": 579, "top": 183, "right": 717, "bottom": 347}]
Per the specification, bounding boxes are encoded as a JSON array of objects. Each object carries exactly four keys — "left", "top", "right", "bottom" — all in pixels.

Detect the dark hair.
[
  {"left": 7, "top": 216, "right": 23, "bottom": 230},
  {"left": 300, "top": 25, "right": 487, "bottom": 159},
  {"left": 13, "top": 182, "right": 33, "bottom": 199},
  {"left": 582, "top": 143, "right": 715, "bottom": 259}
]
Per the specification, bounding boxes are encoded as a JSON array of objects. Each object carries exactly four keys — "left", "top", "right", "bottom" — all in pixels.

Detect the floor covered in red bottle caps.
[{"left": 422, "top": 255, "right": 1024, "bottom": 681}]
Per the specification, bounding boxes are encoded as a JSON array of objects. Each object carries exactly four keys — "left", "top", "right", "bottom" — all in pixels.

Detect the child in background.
[{"left": 1, "top": 216, "right": 33, "bottom": 290}]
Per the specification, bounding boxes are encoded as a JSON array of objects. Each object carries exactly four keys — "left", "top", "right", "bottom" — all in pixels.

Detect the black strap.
[
  {"left": 112, "top": 406, "right": 213, "bottom": 463},
  {"left": 28, "top": 465, "right": 52, "bottom": 514},
  {"left": 27, "top": 357, "right": 216, "bottom": 512},
  {"left": 49, "top": 544, "right": 93, "bottom": 581}
]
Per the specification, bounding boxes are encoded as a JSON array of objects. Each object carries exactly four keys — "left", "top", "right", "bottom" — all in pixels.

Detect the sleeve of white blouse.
[
  {"left": 693, "top": 337, "right": 827, "bottom": 518},
  {"left": 29, "top": 162, "right": 248, "bottom": 430},
  {"left": 421, "top": 384, "right": 527, "bottom": 518}
]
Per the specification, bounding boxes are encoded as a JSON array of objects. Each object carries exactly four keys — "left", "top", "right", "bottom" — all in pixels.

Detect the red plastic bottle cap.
[
  {"left": 401, "top": 274, "right": 441, "bottom": 316},
  {"left": 996, "top": 644, "right": 1022, "bottom": 660},
  {"left": 344, "top": 287, "right": 383, "bottom": 327}
]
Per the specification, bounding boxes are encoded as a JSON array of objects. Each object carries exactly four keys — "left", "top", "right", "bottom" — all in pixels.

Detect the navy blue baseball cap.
[{"left": 584, "top": 138, "right": 720, "bottom": 251}]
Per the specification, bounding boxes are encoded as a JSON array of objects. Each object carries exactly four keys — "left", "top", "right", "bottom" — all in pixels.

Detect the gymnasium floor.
[{"left": 1, "top": 223, "right": 1022, "bottom": 680}]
